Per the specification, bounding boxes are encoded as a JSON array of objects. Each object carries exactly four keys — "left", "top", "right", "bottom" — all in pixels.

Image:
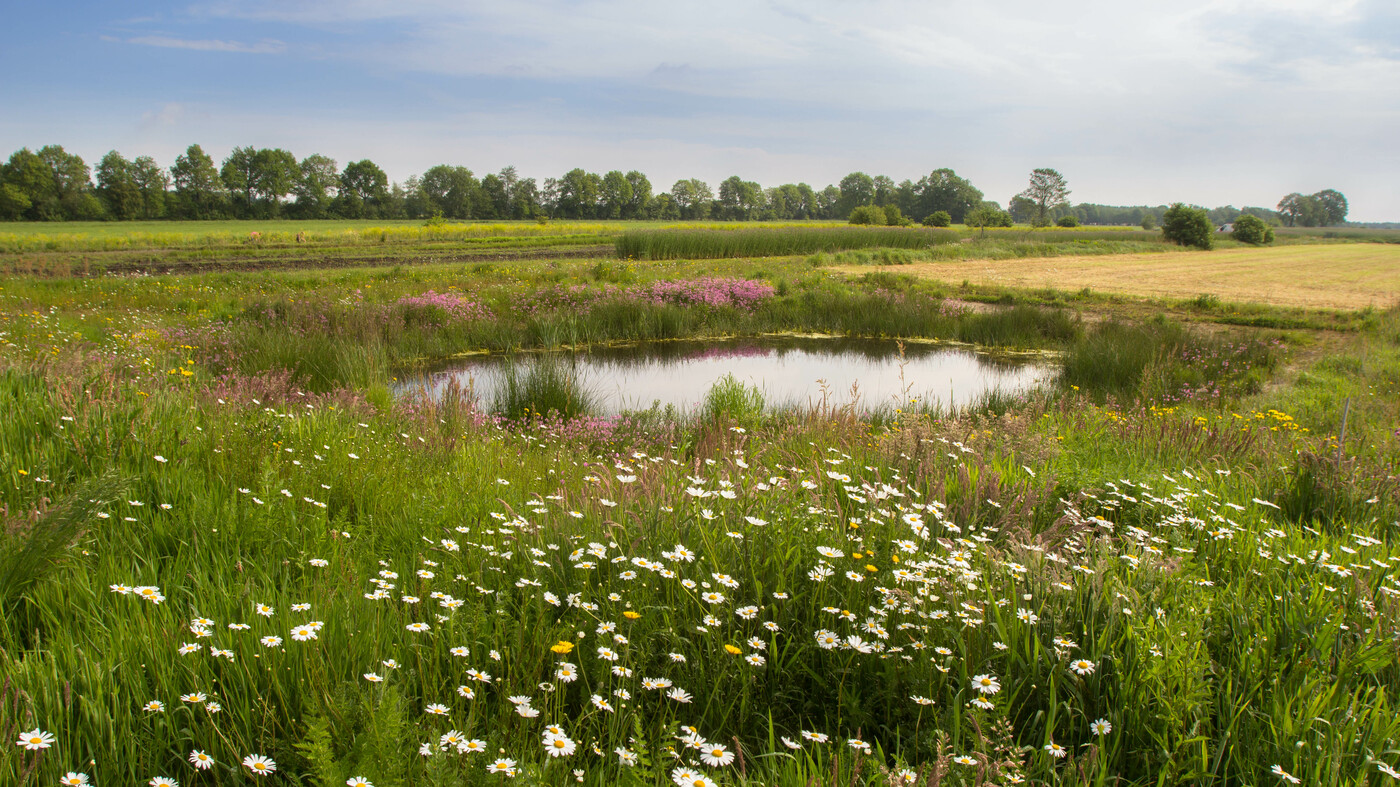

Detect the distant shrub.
[
  {"left": 1231, "top": 214, "right": 1275, "bottom": 245},
  {"left": 882, "top": 205, "right": 908, "bottom": 226},
  {"left": 848, "top": 205, "right": 887, "bottom": 225},
  {"left": 924, "top": 210, "right": 952, "bottom": 227},
  {"left": 1140, "top": 213, "right": 1157, "bottom": 230},
  {"left": 1161, "top": 203, "right": 1214, "bottom": 249},
  {"left": 1056, "top": 215, "right": 1080, "bottom": 228}
]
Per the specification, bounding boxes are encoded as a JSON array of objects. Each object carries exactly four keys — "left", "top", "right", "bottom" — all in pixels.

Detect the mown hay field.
[{"left": 839, "top": 244, "right": 1400, "bottom": 311}]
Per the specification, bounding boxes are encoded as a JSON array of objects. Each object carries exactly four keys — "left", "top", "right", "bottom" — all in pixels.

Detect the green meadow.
[{"left": 1, "top": 231, "right": 1398, "bottom": 786}]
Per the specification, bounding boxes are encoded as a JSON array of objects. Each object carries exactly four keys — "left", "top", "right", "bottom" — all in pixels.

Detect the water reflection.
[{"left": 397, "top": 336, "right": 1054, "bottom": 415}]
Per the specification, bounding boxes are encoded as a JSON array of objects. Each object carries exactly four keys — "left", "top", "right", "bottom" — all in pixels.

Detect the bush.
[
  {"left": 848, "top": 205, "right": 887, "bottom": 225},
  {"left": 1056, "top": 215, "right": 1080, "bottom": 228},
  {"left": 1140, "top": 213, "right": 1156, "bottom": 230},
  {"left": 1161, "top": 203, "right": 1214, "bottom": 249},
  {"left": 924, "top": 210, "right": 952, "bottom": 227},
  {"left": 1231, "top": 214, "right": 1275, "bottom": 245},
  {"left": 882, "top": 205, "right": 908, "bottom": 226}
]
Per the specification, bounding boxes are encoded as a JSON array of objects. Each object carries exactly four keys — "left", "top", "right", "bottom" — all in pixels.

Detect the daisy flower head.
[
  {"left": 672, "top": 768, "right": 718, "bottom": 787},
  {"left": 848, "top": 739, "right": 872, "bottom": 755},
  {"left": 1090, "top": 718, "right": 1113, "bottom": 735},
  {"left": 60, "top": 774, "right": 90, "bottom": 786},
  {"left": 801, "top": 730, "right": 830, "bottom": 743},
  {"left": 149, "top": 779, "right": 179, "bottom": 787},
  {"left": 243, "top": 754, "right": 277, "bottom": 775},
  {"left": 290, "top": 625, "right": 317, "bottom": 641},
  {"left": 488, "top": 757, "right": 517, "bottom": 775},
  {"left": 700, "top": 743, "right": 735, "bottom": 767},
  {"left": 1376, "top": 763, "right": 1400, "bottom": 779},
  {"left": 1044, "top": 741, "right": 1067, "bottom": 758},
  {"left": 954, "top": 755, "right": 977, "bottom": 765},
  {"left": 347, "top": 778, "right": 375, "bottom": 787},
  {"left": 189, "top": 750, "right": 214, "bottom": 769},
  {"left": 143, "top": 700, "right": 165, "bottom": 713},
  {"left": 1070, "top": 659, "right": 1096, "bottom": 676},
  {"left": 544, "top": 734, "right": 577, "bottom": 757},
  {"left": 260, "top": 635, "right": 282, "bottom": 648},
  {"left": 971, "top": 674, "right": 1001, "bottom": 695},
  {"left": 16, "top": 727, "right": 54, "bottom": 750},
  {"left": 556, "top": 662, "right": 579, "bottom": 682},
  {"left": 424, "top": 703, "right": 449, "bottom": 716},
  {"left": 364, "top": 673, "right": 383, "bottom": 682},
  {"left": 462, "top": 739, "right": 488, "bottom": 754},
  {"left": 1272, "top": 765, "right": 1301, "bottom": 784},
  {"left": 667, "top": 687, "right": 694, "bottom": 703}
]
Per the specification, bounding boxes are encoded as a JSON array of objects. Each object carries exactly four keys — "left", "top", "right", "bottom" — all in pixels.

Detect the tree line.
[{"left": 0, "top": 143, "right": 1349, "bottom": 227}]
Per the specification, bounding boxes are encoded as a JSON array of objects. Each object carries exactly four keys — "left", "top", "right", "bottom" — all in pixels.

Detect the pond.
[{"left": 397, "top": 336, "right": 1056, "bottom": 416}]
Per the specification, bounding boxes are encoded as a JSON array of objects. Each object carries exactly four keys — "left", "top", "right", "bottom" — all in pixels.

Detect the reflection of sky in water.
[{"left": 397, "top": 338, "right": 1054, "bottom": 415}]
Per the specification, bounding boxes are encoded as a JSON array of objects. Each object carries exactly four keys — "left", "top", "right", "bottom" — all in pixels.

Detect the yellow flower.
[
  {"left": 550, "top": 641, "right": 575, "bottom": 654},
  {"left": 724, "top": 644, "right": 742, "bottom": 655},
  {"left": 623, "top": 611, "right": 641, "bottom": 620},
  {"left": 865, "top": 564, "right": 878, "bottom": 573},
  {"left": 851, "top": 552, "right": 863, "bottom": 559}
]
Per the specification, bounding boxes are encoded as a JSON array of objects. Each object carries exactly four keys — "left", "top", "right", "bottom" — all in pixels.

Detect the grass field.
[
  {"left": 2, "top": 234, "right": 1399, "bottom": 786},
  {"left": 837, "top": 244, "right": 1400, "bottom": 311}
]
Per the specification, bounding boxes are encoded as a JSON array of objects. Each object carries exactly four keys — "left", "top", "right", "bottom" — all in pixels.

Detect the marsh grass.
[
  {"left": 616, "top": 227, "right": 960, "bottom": 259},
  {"left": 490, "top": 354, "right": 599, "bottom": 421}
]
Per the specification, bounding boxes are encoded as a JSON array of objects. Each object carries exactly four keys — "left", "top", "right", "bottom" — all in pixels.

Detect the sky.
[{"left": 2, "top": 0, "right": 1397, "bottom": 220}]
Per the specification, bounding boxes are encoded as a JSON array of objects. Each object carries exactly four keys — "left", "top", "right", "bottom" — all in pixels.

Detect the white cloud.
[{"left": 126, "top": 35, "right": 286, "bottom": 54}]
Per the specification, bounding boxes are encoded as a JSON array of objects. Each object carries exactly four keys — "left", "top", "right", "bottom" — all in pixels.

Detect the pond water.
[{"left": 398, "top": 337, "right": 1056, "bottom": 416}]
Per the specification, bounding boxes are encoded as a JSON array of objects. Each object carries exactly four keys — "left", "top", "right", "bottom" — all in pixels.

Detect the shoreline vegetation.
[{"left": 2, "top": 227, "right": 1398, "bottom": 785}]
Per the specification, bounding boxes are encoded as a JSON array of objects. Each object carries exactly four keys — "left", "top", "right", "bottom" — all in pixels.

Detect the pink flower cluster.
[{"left": 395, "top": 291, "right": 494, "bottom": 323}]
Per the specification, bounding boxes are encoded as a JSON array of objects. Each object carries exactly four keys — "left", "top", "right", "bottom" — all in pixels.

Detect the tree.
[
  {"left": 923, "top": 210, "right": 951, "bottom": 227},
  {"left": 1231, "top": 214, "right": 1274, "bottom": 245},
  {"left": 964, "top": 206, "right": 1010, "bottom": 236},
  {"left": 171, "top": 144, "right": 226, "bottom": 219},
  {"left": 130, "top": 156, "right": 169, "bottom": 219},
  {"left": 220, "top": 147, "right": 259, "bottom": 217},
  {"left": 836, "top": 172, "right": 874, "bottom": 218},
  {"left": 599, "top": 170, "right": 632, "bottom": 219},
  {"left": 670, "top": 179, "right": 713, "bottom": 220},
  {"left": 915, "top": 169, "right": 983, "bottom": 223},
  {"left": 338, "top": 160, "right": 389, "bottom": 218},
  {"left": 815, "top": 185, "right": 841, "bottom": 219},
  {"left": 1055, "top": 215, "right": 1079, "bottom": 228},
  {"left": 250, "top": 148, "right": 298, "bottom": 215},
  {"left": 847, "top": 205, "right": 886, "bottom": 225},
  {"left": 623, "top": 171, "right": 652, "bottom": 219},
  {"left": 717, "top": 176, "right": 761, "bottom": 220},
  {"left": 556, "top": 169, "right": 601, "bottom": 219},
  {"left": 1017, "top": 168, "right": 1071, "bottom": 227},
  {"left": 1, "top": 148, "right": 54, "bottom": 220},
  {"left": 1313, "top": 189, "right": 1348, "bottom": 225},
  {"left": 1161, "top": 203, "right": 1214, "bottom": 249},
  {"left": 1140, "top": 213, "right": 1156, "bottom": 230},
  {"left": 292, "top": 154, "right": 339, "bottom": 219},
  {"left": 96, "top": 151, "right": 141, "bottom": 220},
  {"left": 872, "top": 175, "right": 896, "bottom": 207},
  {"left": 419, "top": 165, "right": 477, "bottom": 219},
  {"left": 1007, "top": 195, "right": 1038, "bottom": 224}
]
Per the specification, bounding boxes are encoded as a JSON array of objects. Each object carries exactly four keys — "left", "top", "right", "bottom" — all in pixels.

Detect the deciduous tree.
[{"left": 1017, "top": 168, "right": 1070, "bottom": 226}]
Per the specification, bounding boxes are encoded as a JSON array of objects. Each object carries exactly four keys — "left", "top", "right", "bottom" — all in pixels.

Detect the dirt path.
[{"left": 835, "top": 244, "right": 1400, "bottom": 311}]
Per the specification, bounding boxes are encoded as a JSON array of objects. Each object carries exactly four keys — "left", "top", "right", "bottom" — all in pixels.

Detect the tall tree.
[
  {"left": 1313, "top": 189, "right": 1348, "bottom": 226},
  {"left": 623, "top": 171, "right": 652, "bottom": 219},
  {"left": 916, "top": 169, "right": 984, "bottom": 223},
  {"left": 250, "top": 148, "right": 299, "bottom": 216},
  {"left": 556, "top": 169, "right": 601, "bottom": 219},
  {"left": 337, "top": 159, "right": 389, "bottom": 218},
  {"left": 171, "top": 144, "right": 226, "bottom": 219},
  {"left": 38, "top": 145, "right": 99, "bottom": 219},
  {"left": 669, "top": 179, "right": 712, "bottom": 220},
  {"left": 1017, "top": 168, "right": 1070, "bottom": 226},
  {"left": 292, "top": 154, "right": 338, "bottom": 219},
  {"left": 130, "top": 156, "right": 169, "bottom": 219},
  {"left": 96, "top": 151, "right": 141, "bottom": 220},
  {"left": 419, "top": 165, "right": 477, "bottom": 219},
  {"left": 2, "top": 148, "right": 57, "bottom": 220},
  {"left": 836, "top": 172, "right": 874, "bottom": 217},
  {"left": 220, "top": 147, "right": 259, "bottom": 217},
  {"left": 599, "top": 170, "right": 633, "bottom": 219},
  {"left": 717, "top": 176, "right": 761, "bottom": 220}
]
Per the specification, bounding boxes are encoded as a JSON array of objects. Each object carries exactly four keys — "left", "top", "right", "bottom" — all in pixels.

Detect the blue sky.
[{"left": 2, "top": 0, "right": 1397, "bottom": 220}]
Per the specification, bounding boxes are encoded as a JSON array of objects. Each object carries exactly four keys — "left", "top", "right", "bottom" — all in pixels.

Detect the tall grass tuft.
[
  {"left": 1, "top": 473, "right": 127, "bottom": 617},
  {"left": 491, "top": 355, "right": 598, "bottom": 421},
  {"left": 700, "top": 373, "right": 766, "bottom": 425},
  {"left": 616, "top": 227, "right": 959, "bottom": 259}
]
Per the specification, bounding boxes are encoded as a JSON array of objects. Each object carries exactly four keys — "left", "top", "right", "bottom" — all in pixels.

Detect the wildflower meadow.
[{"left": 1, "top": 245, "right": 1398, "bottom": 786}]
